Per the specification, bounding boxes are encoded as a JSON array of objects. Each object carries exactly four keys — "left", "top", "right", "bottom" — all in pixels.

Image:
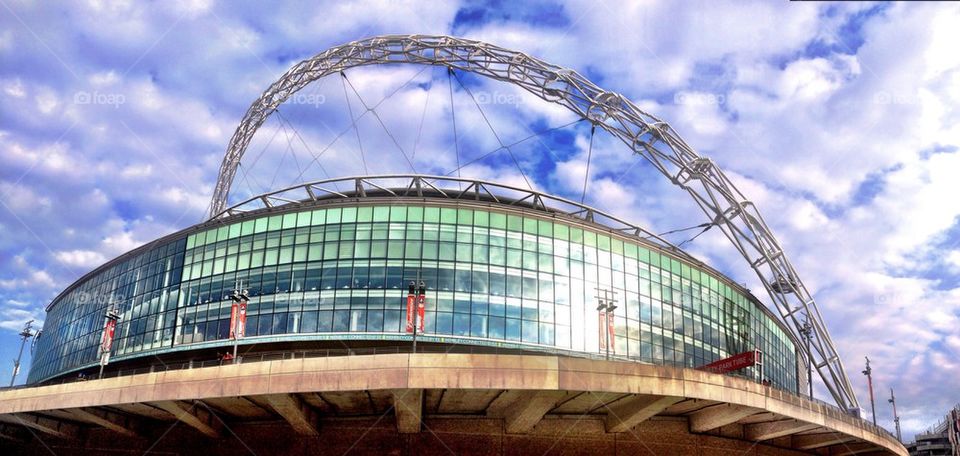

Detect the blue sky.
[{"left": 2, "top": 0, "right": 959, "bottom": 440}]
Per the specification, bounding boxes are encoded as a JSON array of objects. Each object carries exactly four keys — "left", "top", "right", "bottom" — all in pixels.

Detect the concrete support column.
[
  {"left": 793, "top": 432, "right": 857, "bottom": 450},
  {"left": 263, "top": 394, "right": 320, "bottom": 436},
  {"left": 605, "top": 395, "right": 683, "bottom": 433},
  {"left": 391, "top": 389, "right": 423, "bottom": 434},
  {"left": 152, "top": 401, "right": 222, "bottom": 438},
  {"left": 744, "top": 419, "right": 818, "bottom": 441},
  {"left": 0, "top": 413, "right": 80, "bottom": 439},
  {"left": 498, "top": 390, "right": 566, "bottom": 434},
  {"left": 66, "top": 407, "right": 142, "bottom": 437},
  {"left": 688, "top": 404, "right": 756, "bottom": 433}
]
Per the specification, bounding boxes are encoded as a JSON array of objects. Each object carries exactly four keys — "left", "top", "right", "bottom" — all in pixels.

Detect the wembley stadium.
[{"left": 0, "top": 35, "right": 906, "bottom": 456}]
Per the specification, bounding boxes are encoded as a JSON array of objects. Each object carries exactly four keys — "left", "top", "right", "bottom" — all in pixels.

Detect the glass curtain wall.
[{"left": 30, "top": 203, "right": 797, "bottom": 392}]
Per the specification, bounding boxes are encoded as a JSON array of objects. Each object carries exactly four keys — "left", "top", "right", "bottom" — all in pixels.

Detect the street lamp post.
[
  {"left": 889, "top": 388, "right": 902, "bottom": 442},
  {"left": 799, "top": 320, "right": 814, "bottom": 399},
  {"left": 9, "top": 320, "right": 36, "bottom": 387},
  {"left": 863, "top": 356, "right": 877, "bottom": 426}
]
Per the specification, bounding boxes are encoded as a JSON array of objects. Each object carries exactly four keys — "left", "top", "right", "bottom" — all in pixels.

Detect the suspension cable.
[
  {"left": 678, "top": 223, "right": 714, "bottom": 248},
  {"left": 341, "top": 72, "right": 418, "bottom": 173},
  {"left": 245, "top": 117, "right": 285, "bottom": 184},
  {"left": 655, "top": 222, "right": 714, "bottom": 238},
  {"left": 267, "top": 123, "right": 292, "bottom": 191},
  {"left": 580, "top": 125, "right": 596, "bottom": 204},
  {"left": 340, "top": 73, "right": 369, "bottom": 174},
  {"left": 275, "top": 112, "right": 307, "bottom": 181},
  {"left": 236, "top": 162, "right": 262, "bottom": 200},
  {"left": 274, "top": 109, "right": 338, "bottom": 190},
  {"left": 411, "top": 67, "right": 433, "bottom": 161},
  {"left": 291, "top": 66, "right": 429, "bottom": 184},
  {"left": 441, "top": 119, "right": 583, "bottom": 177},
  {"left": 449, "top": 70, "right": 533, "bottom": 190}
]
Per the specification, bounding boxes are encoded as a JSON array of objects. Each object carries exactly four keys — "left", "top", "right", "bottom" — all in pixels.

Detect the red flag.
[
  {"left": 417, "top": 293, "right": 426, "bottom": 333},
  {"left": 405, "top": 293, "right": 415, "bottom": 333}
]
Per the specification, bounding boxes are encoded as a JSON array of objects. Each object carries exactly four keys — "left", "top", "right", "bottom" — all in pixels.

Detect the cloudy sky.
[{"left": 2, "top": 0, "right": 959, "bottom": 440}]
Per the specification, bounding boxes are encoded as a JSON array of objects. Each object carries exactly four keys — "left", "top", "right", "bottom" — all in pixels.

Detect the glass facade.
[{"left": 29, "top": 201, "right": 798, "bottom": 391}]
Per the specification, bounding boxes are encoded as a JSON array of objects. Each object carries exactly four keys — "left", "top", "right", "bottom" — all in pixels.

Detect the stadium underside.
[{"left": 0, "top": 353, "right": 905, "bottom": 455}]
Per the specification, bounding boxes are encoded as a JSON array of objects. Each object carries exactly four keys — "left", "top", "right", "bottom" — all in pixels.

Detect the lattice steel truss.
[{"left": 209, "top": 34, "right": 860, "bottom": 411}]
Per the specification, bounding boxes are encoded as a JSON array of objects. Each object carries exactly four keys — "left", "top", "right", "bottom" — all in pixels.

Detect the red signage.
[
  {"left": 405, "top": 293, "right": 416, "bottom": 333},
  {"left": 417, "top": 293, "right": 426, "bottom": 333},
  {"left": 230, "top": 301, "right": 247, "bottom": 339},
  {"left": 698, "top": 350, "right": 757, "bottom": 374}
]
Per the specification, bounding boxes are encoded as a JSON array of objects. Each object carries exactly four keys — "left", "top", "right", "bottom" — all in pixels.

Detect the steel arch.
[{"left": 209, "top": 34, "right": 860, "bottom": 411}]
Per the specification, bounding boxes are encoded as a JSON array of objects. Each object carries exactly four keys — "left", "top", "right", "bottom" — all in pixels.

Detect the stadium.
[{"left": 0, "top": 35, "right": 906, "bottom": 455}]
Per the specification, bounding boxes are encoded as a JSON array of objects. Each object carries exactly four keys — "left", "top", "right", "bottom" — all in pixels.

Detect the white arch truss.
[{"left": 209, "top": 34, "right": 860, "bottom": 411}]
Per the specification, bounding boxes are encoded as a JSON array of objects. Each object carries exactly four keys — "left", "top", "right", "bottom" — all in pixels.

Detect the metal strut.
[{"left": 208, "top": 35, "right": 861, "bottom": 412}]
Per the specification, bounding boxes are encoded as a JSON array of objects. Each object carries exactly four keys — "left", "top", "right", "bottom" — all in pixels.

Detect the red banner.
[
  {"left": 236, "top": 301, "right": 247, "bottom": 338},
  {"left": 405, "top": 293, "right": 415, "bottom": 333},
  {"left": 598, "top": 312, "right": 606, "bottom": 350},
  {"left": 417, "top": 293, "right": 426, "bottom": 332},
  {"left": 230, "top": 303, "right": 239, "bottom": 338},
  {"left": 606, "top": 312, "right": 616, "bottom": 354},
  {"left": 230, "top": 302, "right": 247, "bottom": 339},
  {"left": 100, "top": 319, "right": 116, "bottom": 354},
  {"left": 698, "top": 350, "right": 757, "bottom": 374}
]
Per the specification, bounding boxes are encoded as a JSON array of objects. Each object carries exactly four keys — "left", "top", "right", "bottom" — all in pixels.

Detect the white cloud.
[
  {"left": 54, "top": 249, "right": 107, "bottom": 269},
  {"left": 0, "top": 306, "right": 43, "bottom": 332},
  {"left": 2, "top": 78, "right": 25, "bottom": 98},
  {"left": 0, "top": 256, "right": 56, "bottom": 290},
  {"left": 947, "top": 250, "right": 960, "bottom": 272}
]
